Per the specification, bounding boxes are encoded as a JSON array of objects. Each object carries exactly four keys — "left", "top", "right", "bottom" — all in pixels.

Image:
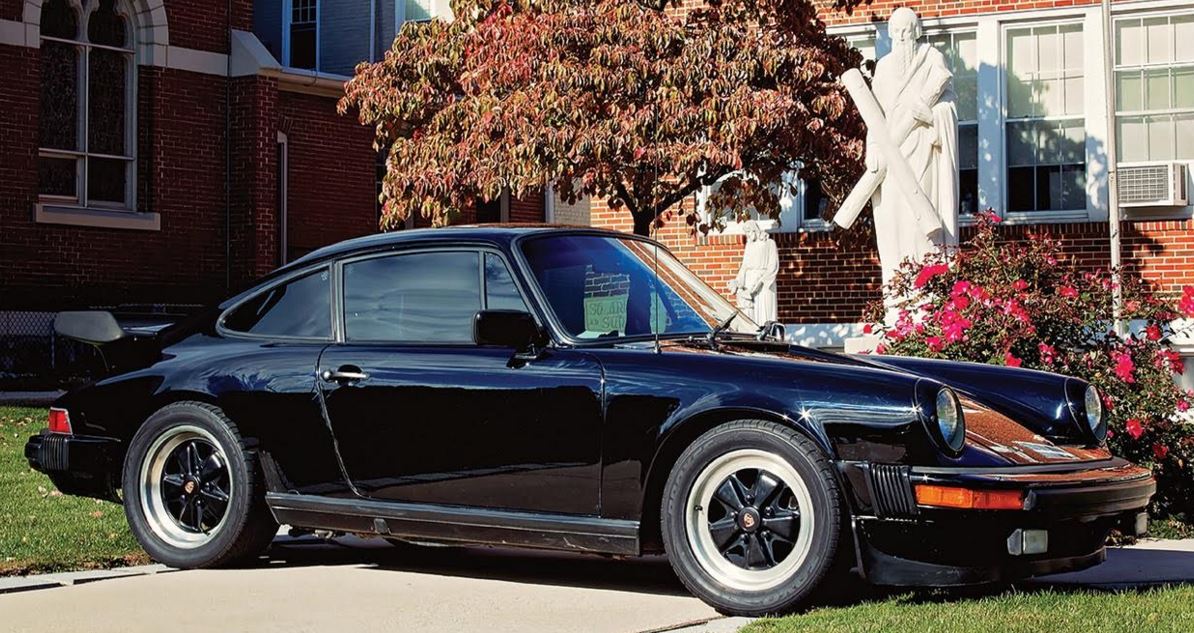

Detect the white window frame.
[
  {"left": 1000, "top": 19, "right": 1089, "bottom": 222},
  {"left": 282, "top": 0, "right": 320, "bottom": 70},
  {"left": 1112, "top": 11, "right": 1194, "bottom": 164},
  {"left": 37, "top": 0, "right": 137, "bottom": 215}
]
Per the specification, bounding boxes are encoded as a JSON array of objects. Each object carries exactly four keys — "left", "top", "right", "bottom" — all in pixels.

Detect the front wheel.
[
  {"left": 661, "top": 420, "right": 844, "bottom": 616},
  {"left": 122, "top": 402, "right": 277, "bottom": 567}
]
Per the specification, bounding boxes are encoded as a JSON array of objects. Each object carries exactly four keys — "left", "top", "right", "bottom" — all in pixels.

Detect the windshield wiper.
[{"left": 706, "top": 313, "right": 737, "bottom": 346}]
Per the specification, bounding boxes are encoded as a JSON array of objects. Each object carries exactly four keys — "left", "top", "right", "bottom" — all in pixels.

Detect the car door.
[
  {"left": 318, "top": 248, "right": 604, "bottom": 515},
  {"left": 215, "top": 266, "right": 353, "bottom": 497}
]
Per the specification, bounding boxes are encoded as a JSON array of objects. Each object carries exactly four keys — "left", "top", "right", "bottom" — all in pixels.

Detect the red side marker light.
[{"left": 48, "top": 408, "right": 72, "bottom": 435}]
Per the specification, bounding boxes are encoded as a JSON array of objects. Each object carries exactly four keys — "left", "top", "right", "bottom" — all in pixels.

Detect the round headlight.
[
  {"left": 935, "top": 388, "right": 966, "bottom": 452},
  {"left": 1084, "top": 384, "right": 1105, "bottom": 441}
]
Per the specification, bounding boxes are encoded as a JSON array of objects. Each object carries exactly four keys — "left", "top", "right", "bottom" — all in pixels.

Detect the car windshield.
[{"left": 520, "top": 234, "right": 759, "bottom": 340}]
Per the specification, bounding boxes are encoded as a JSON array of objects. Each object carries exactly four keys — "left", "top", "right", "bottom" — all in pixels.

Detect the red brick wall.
[
  {"left": 509, "top": 194, "right": 545, "bottom": 223},
  {"left": 165, "top": 1, "right": 234, "bottom": 54},
  {"left": 0, "top": 41, "right": 233, "bottom": 310},
  {"left": 1, "top": 0, "right": 21, "bottom": 21},
  {"left": 816, "top": 0, "right": 1120, "bottom": 26},
  {"left": 278, "top": 90, "right": 378, "bottom": 261},
  {"left": 230, "top": 76, "right": 279, "bottom": 284}
]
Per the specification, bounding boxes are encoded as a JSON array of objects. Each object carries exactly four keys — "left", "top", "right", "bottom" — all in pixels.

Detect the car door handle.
[{"left": 320, "top": 367, "right": 369, "bottom": 384}]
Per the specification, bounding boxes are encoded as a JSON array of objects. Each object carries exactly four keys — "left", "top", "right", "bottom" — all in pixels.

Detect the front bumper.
[
  {"left": 25, "top": 432, "right": 121, "bottom": 500},
  {"left": 839, "top": 458, "right": 1155, "bottom": 586}
]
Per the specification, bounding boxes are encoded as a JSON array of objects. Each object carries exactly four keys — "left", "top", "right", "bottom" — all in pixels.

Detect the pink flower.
[
  {"left": 1038, "top": 343, "right": 1056, "bottom": 365},
  {"left": 915, "top": 264, "right": 950, "bottom": 289},
  {"left": 1153, "top": 443, "right": 1169, "bottom": 460},
  {"left": 1181, "top": 286, "right": 1194, "bottom": 317},
  {"left": 952, "top": 280, "right": 972, "bottom": 296},
  {"left": 1178, "top": 399, "right": 1191, "bottom": 412},
  {"left": 1125, "top": 418, "right": 1144, "bottom": 440},
  {"left": 1004, "top": 351, "right": 1022, "bottom": 368},
  {"left": 1157, "top": 349, "right": 1185, "bottom": 374},
  {"left": 1059, "top": 285, "right": 1079, "bottom": 299},
  {"left": 926, "top": 336, "right": 944, "bottom": 352},
  {"left": 1112, "top": 350, "right": 1136, "bottom": 383},
  {"left": 1146, "top": 324, "right": 1162, "bottom": 341},
  {"left": 875, "top": 344, "right": 886, "bottom": 355},
  {"left": 1013, "top": 279, "right": 1028, "bottom": 291},
  {"left": 863, "top": 323, "right": 873, "bottom": 335}
]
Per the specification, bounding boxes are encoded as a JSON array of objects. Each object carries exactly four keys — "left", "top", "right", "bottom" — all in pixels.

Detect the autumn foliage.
[
  {"left": 872, "top": 212, "right": 1194, "bottom": 520},
  {"left": 339, "top": 0, "right": 866, "bottom": 235}
]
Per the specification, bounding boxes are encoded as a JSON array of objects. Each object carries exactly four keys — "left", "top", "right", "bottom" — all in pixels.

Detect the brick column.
[{"left": 229, "top": 75, "right": 279, "bottom": 286}]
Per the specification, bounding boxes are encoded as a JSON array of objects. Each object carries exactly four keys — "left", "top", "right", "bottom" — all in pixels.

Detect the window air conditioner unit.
[{"left": 1118, "top": 162, "right": 1189, "bottom": 208}]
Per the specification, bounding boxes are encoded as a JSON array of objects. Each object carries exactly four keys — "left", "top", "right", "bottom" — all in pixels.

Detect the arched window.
[{"left": 38, "top": 0, "right": 135, "bottom": 210}]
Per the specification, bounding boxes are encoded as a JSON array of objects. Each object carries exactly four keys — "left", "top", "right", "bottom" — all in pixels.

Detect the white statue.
[
  {"left": 727, "top": 220, "right": 779, "bottom": 324},
  {"left": 833, "top": 8, "right": 959, "bottom": 324}
]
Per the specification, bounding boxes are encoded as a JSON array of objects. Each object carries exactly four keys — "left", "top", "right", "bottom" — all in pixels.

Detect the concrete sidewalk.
[
  {"left": 0, "top": 536, "right": 1190, "bottom": 633},
  {"left": 0, "top": 535, "right": 725, "bottom": 633}
]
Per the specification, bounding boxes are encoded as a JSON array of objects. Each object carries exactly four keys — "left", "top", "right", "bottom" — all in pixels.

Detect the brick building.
[{"left": 0, "top": 0, "right": 1191, "bottom": 386}]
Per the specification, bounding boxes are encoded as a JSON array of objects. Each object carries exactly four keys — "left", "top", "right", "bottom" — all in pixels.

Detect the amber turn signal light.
[{"left": 914, "top": 484, "right": 1024, "bottom": 510}]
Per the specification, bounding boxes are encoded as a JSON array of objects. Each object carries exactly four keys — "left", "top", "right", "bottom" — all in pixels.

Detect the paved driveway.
[{"left": 0, "top": 535, "right": 720, "bottom": 633}]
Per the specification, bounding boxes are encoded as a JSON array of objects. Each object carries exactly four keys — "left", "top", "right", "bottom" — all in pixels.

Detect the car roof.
[{"left": 285, "top": 224, "right": 638, "bottom": 270}]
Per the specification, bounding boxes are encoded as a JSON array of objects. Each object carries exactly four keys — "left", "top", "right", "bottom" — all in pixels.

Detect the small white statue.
[{"left": 727, "top": 220, "right": 779, "bottom": 324}]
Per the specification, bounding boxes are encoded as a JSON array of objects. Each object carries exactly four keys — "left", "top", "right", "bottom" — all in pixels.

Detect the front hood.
[{"left": 651, "top": 337, "right": 1107, "bottom": 466}]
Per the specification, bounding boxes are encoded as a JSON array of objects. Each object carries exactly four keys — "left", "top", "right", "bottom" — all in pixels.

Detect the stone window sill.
[{"left": 35, "top": 203, "right": 160, "bottom": 231}]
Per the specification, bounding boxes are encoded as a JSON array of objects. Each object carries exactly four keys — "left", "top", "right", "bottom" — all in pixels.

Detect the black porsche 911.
[{"left": 27, "top": 226, "right": 1154, "bottom": 615}]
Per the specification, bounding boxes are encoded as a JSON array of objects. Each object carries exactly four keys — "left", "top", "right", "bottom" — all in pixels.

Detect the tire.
[
  {"left": 661, "top": 420, "right": 844, "bottom": 616},
  {"left": 121, "top": 402, "right": 278, "bottom": 568}
]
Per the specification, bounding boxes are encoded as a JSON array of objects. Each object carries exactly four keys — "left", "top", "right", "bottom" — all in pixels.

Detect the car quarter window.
[
  {"left": 223, "top": 268, "right": 332, "bottom": 338},
  {"left": 343, "top": 251, "right": 488, "bottom": 343},
  {"left": 484, "top": 252, "right": 530, "bottom": 312}
]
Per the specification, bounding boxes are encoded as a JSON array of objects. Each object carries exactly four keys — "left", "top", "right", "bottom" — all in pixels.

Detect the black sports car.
[{"left": 26, "top": 226, "right": 1154, "bottom": 615}]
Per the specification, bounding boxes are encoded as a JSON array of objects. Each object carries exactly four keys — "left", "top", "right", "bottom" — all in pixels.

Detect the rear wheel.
[
  {"left": 122, "top": 402, "right": 277, "bottom": 567},
  {"left": 661, "top": 420, "right": 844, "bottom": 616}
]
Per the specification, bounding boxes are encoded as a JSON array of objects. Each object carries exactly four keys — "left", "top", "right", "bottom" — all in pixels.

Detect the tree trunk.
[{"left": 632, "top": 211, "right": 653, "bottom": 237}]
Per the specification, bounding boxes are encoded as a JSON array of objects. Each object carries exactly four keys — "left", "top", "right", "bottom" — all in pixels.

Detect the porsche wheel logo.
[{"left": 742, "top": 513, "right": 756, "bottom": 529}]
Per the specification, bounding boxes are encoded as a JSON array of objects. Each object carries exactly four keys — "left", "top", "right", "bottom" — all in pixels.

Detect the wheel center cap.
[
  {"left": 738, "top": 507, "right": 761, "bottom": 533},
  {"left": 183, "top": 480, "right": 198, "bottom": 495}
]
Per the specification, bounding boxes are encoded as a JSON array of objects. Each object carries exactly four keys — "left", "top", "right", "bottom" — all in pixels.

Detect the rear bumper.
[
  {"left": 25, "top": 432, "right": 120, "bottom": 500},
  {"left": 840, "top": 459, "right": 1155, "bottom": 586}
]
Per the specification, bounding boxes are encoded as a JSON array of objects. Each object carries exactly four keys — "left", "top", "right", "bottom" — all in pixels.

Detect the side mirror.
[
  {"left": 474, "top": 310, "right": 544, "bottom": 350},
  {"left": 54, "top": 311, "right": 126, "bottom": 345}
]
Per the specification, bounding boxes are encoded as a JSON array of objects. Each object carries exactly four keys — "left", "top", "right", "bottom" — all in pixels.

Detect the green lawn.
[
  {"left": 743, "top": 586, "right": 1194, "bottom": 633},
  {"left": 0, "top": 406, "right": 146, "bottom": 576}
]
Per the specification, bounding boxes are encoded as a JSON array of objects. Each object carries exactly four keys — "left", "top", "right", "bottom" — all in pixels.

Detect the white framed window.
[
  {"left": 1114, "top": 13, "right": 1194, "bottom": 163},
  {"left": 402, "top": 0, "right": 451, "bottom": 23},
  {"left": 284, "top": 0, "right": 318, "bottom": 69},
  {"left": 38, "top": 0, "right": 136, "bottom": 212},
  {"left": 1002, "top": 22, "right": 1086, "bottom": 216},
  {"left": 927, "top": 30, "right": 979, "bottom": 215}
]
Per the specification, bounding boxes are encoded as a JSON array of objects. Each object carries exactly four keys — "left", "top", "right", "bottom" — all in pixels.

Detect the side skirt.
[{"left": 265, "top": 492, "right": 641, "bottom": 556}]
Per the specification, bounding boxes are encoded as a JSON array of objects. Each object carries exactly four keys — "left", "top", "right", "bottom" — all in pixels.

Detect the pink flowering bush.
[{"left": 870, "top": 211, "right": 1194, "bottom": 519}]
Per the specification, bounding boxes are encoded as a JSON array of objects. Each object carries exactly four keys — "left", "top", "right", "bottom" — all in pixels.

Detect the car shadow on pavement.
[
  {"left": 254, "top": 535, "right": 694, "bottom": 597},
  {"left": 248, "top": 536, "right": 1194, "bottom": 605}
]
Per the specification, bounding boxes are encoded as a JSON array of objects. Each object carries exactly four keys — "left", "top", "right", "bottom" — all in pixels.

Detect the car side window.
[
  {"left": 484, "top": 253, "right": 529, "bottom": 312},
  {"left": 223, "top": 269, "right": 331, "bottom": 338},
  {"left": 343, "top": 251, "right": 483, "bottom": 343}
]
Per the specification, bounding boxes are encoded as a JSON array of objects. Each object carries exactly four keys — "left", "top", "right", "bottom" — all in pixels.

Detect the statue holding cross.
[{"left": 833, "top": 8, "right": 960, "bottom": 324}]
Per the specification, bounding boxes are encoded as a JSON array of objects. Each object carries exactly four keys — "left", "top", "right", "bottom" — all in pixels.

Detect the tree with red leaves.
[{"left": 339, "top": 0, "right": 866, "bottom": 236}]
